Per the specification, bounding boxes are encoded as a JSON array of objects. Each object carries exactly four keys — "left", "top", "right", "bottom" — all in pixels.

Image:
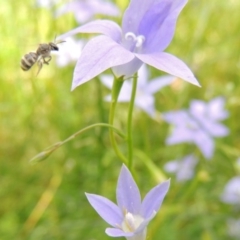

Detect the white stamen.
[
  {"left": 121, "top": 209, "right": 144, "bottom": 233},
  {"left": 125, "top": 32, "right": 137, "bottom": 41},
  {"left": 136, "top": 35, "right": 145, "bottom": 48},
  {"left": 125, "top": 32, "right": 145, "bottom": 50},
  {"left": 125, "top": 212, "right": 136, "bottom": 232}
]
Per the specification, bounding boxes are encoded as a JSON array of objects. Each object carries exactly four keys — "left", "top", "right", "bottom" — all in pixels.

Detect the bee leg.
[
  {"left": 36, "top": 59, "right": 43, "bottom": 76},
  {"left": 43, "top": 56, "right": 52, "bottom": 65}
]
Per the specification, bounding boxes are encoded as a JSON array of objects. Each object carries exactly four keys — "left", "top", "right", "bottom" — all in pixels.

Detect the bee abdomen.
[{"left": 21, "top": 52, "right": 38, "bottom": 71}]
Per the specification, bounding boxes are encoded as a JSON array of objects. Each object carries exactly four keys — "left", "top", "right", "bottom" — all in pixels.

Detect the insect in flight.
[{"left": 20, "top": 39, "right": 65, "bottom": 75}]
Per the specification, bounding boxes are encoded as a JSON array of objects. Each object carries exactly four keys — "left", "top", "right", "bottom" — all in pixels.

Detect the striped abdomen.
[{"left": 21, "top": 52, "right": 38, "bottom": 71}]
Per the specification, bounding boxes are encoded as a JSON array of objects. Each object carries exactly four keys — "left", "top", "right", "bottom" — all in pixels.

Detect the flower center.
[
  {"left": 124, "top": 32, "right": 145, "bottom": 52},
  {"left": 121, "top": 210, "right": 144, "bottom": 233},
  {"left": 186, "top": 121, "right": 199, "bottom": 130}
]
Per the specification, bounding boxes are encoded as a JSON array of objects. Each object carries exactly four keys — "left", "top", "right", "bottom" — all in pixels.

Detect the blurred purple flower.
[
  {"left": 101, "top": 64, "right": 176, "bottom": 117},
  {"left": 221, "top": 176, "right": 240, "bottom": 205},
  {"left": 59, "top": 0, "right": 200, "bottom": 90},
  {"left": 227, "top": 218, "right": 240, "bottom": 238},
  {"left": 164, "top": 154, "right": 198, "bottom": 182},
  {"left": 52, "top": 37, "right": 84, "bottom": 67},
  {"left": 86, "top": 164, "right": 170, "bottom": 239},
  {"left": 56, "top": 0, "right": 120, "bottom": 23},
  {"left": 163, "top": 97, "right": 229, "bottom": 159}
]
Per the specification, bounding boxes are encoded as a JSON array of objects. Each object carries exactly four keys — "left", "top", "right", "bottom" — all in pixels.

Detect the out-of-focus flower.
[
  {"left": 56, "top": 0, "right": 119, "bottom": 23},
  {"left": 52, "top": 37, "right": 84, "bottom": 67},
  {"left": 163, "top": 97, "right": 229, "bottom": 159},
  {"left": 221, "top": 176, "right": 240, "bottom": 205},
  {"left": 35, "top": 0, "right": 60, "bottom": 8},
  {"left": 85, "top": 164, "right": 170, "bottom": 240},
  {"left": 100, "top": 64, "right": 176, "bottom": 117},
  {"left": 227, "top": 218, "right": 240, "bottom": 238},
  {"left": 164, "top": 154, "right": 198, "bottom": 182},
  {"left": 59, "top": 0, "right": 199, "bottom": 90}
]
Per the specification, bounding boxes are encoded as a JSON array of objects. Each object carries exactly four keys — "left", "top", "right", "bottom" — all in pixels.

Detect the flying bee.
[{"left": 21, "top": 40, "right": 65, "bottom": 75}]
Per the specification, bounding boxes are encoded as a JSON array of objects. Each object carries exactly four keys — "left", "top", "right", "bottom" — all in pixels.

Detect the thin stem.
[
  {"left": 109, "top": 76, "right": 128, "bottom": 165},
  {"left": 127, "top": 73, "right": 138, "bottom": 170},
  {"left": 30, "top": 123, "right": 125, "bottom": 163}
]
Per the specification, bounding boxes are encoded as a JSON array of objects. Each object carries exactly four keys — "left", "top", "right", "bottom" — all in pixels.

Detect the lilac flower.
[
  {"left": 85, "top": 164, "right": 170, "bottom": 239},
  {"left": 101, "top": 64, "right": 176, "bottom": 117},
  {"left": 164, "top": 154, "right": 198, "bottom": 182},
  {"left": 52, "top": 37, "right": 84, "bottom": 67},
  {"left": 221, "top": 176, "right": 240, "bottom": 205},
  {"left": 59, "top": 0, "right": 200, "bottom": 90},
  {"left": 163, "top": 97, "right": 229, "bottom": 159},
  {"left": 56, "top": 0, "right": 120, "bottom": 23},
  {"left": 227, "top": 218, "right": 240, "bottom": 238}
]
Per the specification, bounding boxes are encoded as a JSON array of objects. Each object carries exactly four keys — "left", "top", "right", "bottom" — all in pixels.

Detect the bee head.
[{"left": 49, "top": 42, "right": 59, "bottom": 51}]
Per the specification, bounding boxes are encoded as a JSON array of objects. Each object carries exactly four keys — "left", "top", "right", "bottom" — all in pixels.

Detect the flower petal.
[
  {"left": 58, "top": 20, "right": 122, "bottom": 42},
  {"left": 189, "top": 99, "right": 229, "bottom": 137},
  {"left": 145, "top": 75, "right": 176, "bottom": 94},
  {"left": 193, "top": 131, "right": 214, "bottom": 159},
  {"left": 165, "top": 126, "right": 194, "bottom": 144},
  {"left": 85, "top": 193, "right": 122, "bottom": 227},
  {"left": 139, "top": 0, "right": 188, "bottom": 52},
  {"left": 72, "top": 35, "right": 135, "bottom": 90},
  {"left": 175, "top": 155, "right": 198, "bottom": 182},
  {"left": 106, "top": 228, "right": 134, "bottom": 237},
  {"left": 117, "top": 82, "right": 133, "bottom": 102},
  {"left": 135, "top": 94, "right": 155, "bottom": 117},
  {"left": 137, "top": 64, "right": 149, "bottom": 87},
  {"left": 221, "top": 177, "right": 240, "bottom": 204},
  {"left": 100, "top": 74, "right": 114, "bottom": 89},
  {"left": 56, "top": 0, "right": 119, "bottom": 23},
  {"left": 117, "top": 164, "right": 141, "bottom": 215},
  {"left": 122, "top": 0, "right": 157, "bottom": 34},
  {"left": 141, "top": 180, "right": 170, "bottom": 219},
  {"left": 163, "top": 110, "right": 191, "bottom": 125},
  {"left": 164, "top": 160, "right": 180, "bottom": 173},
  {"left": 208, "top": 97, "right": 229, "bottom": 120},
  {"left": 112, "top": 57, "right": 143, "bottom": 78},
  {"left": 101, "top": 76, "right": 132, "bottom": 102},
  {"left": 136, "top": 52, "right": 200, "bottom": 87}
]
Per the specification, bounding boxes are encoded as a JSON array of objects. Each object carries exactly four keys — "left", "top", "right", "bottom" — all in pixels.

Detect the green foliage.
[{"left": 0, "top": 0, "right": 240, "bottom": 239}]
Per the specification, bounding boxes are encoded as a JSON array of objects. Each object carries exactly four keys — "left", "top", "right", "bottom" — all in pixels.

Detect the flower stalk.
[
  {"left": 109, "top": 76, "right": 128, "bottom": 164},
  {"left": 127, "top": 73, "right": 138, "bottom": 170}
]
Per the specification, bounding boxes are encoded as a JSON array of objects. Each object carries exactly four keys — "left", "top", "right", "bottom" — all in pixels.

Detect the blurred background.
[{"left": 0, "top": 0, "right": 240, "bottom": 239}]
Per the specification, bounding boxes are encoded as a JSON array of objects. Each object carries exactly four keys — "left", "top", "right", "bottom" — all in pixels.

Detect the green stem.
[
  {"left": 127, "top": 73, "right": 138, "bottom": 170},
  {"left": 109, "top": 76, "right": 128, "bottom": 165},
  {"left": 30, "top": 123, "right": 125, "bottom": 163}
]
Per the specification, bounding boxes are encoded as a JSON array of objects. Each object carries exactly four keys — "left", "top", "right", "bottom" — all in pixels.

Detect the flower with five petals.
[
  {"left": 86, "top": 164, "right": 170, "bottom": 239},
  {"left": 59, "top": 0, "right": 200, "bottom": 90}
]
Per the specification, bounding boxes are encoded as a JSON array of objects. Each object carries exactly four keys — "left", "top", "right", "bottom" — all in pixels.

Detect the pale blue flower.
[
  {"left": 221, "top": 176, "right": 240, "bottom": 205},
  {"left": 86, "top": 164, "right": 170, "bottom": 239},
  {"left": 164, "top": 154, "right": 198, "bottom": 182},
  {"left": 56, "top": 0, "right": 120, "bottom": 23},
  {"left": 163, "top": 97, "right": 229, "bottom": 159},
  {"left": 101, "top": 64, "right": 176, "bottom": 117},
  {"left": 59, "top": 0, "right": 200, "bottom": 90}
]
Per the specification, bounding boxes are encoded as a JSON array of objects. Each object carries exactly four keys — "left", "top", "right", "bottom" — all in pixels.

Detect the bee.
[{"left": 21, "top": 40, "right": 65, "bottom": 75}]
